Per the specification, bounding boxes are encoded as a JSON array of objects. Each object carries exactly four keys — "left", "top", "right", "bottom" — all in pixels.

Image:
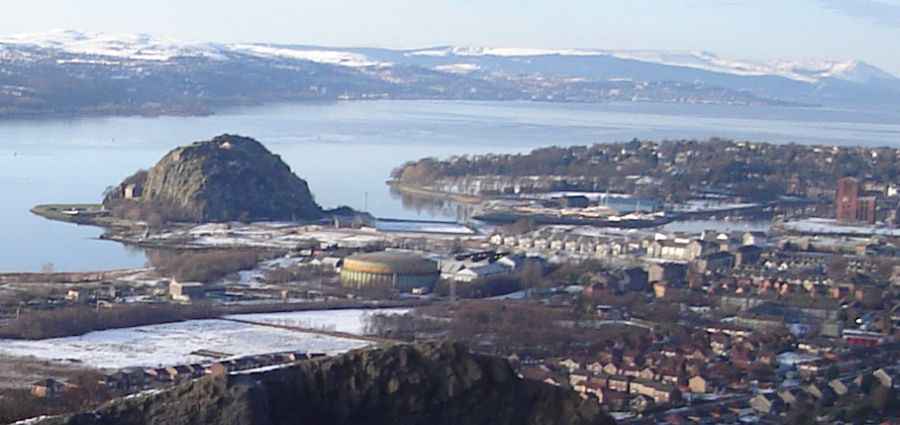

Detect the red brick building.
[{"left": 836, "top": 177, "right": 876, "bottom": 224}]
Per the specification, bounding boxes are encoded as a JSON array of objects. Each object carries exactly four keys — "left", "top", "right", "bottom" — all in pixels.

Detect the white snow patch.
[
  {"left": 232, "top": 44, "right": 389, "bottom": 68},
  {"left": 407, "top": 46, "right": 896, "bottom": 83},
  {"left": 226, "top": 308, "right": 409, "bottom": 335},
  {"left": 0, "top": 310, "right": 401, "bottom": 369},
  {"left": 1, "top": 30, "right": 892, "bottom": 83},
  {"left": 489, "top": 290, "right": 528, "bottom": 300},
  {"left": 433, "top": 63, "right": 482, "bottom": 74},
  {"left": 0, "top": 29, "right": 227, "bottom": 61},
  {"left": 375, "top": 221, "right": 475, "bottom": 235},
  {"left": 780, "top": 217, "right": 900, "bottom": 237}
]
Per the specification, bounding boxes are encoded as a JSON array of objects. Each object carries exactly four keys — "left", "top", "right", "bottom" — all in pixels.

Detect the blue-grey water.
[{"left": 1, "top": 100, "right": 898, "bottom": 272}]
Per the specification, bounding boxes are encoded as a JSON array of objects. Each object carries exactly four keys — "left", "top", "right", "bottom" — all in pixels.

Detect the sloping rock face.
[
  {"left": 39, "top": 342, "right": 614, "bottom": 425},
  {"left": 111, "top": 134, "right": 322, "bottom": 222}
]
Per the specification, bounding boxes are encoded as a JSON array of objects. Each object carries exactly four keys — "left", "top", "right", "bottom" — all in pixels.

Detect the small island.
[{"left": 32, "top": 134, "right": 370, "bottom": 246}]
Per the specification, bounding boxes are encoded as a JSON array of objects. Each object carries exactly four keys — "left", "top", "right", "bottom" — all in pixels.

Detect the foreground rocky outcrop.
[
  {"left": 36, "top": 342, "right": 614, "bottom": 425},
  {"left": 104, "top": 134, "right": 323, "bottom": 222}
]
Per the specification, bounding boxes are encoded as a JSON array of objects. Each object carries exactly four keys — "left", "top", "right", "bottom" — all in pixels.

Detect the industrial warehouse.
[{"left": 339, "top": 251, "right": 440, "bottom": 293}]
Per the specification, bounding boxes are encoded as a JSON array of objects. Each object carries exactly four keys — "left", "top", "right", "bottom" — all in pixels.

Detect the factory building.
[{"left": 340, "top": 251, "right": 439, "bottom": 293}]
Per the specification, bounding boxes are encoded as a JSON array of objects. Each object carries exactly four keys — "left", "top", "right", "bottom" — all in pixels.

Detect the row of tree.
[
  {"left": 0, "top": 303, "right": 221, "bottom": 340},
  {"left": 393, "top": 138, "right": 899, "bottom": 202}
]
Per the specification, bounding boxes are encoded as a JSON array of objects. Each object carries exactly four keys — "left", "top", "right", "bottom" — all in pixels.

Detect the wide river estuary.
[{"left": 1, "top": 100, "right": 898, "bottom": 271}]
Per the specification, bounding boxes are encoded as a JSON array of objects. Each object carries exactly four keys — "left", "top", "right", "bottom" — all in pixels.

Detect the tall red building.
[
  {"left": 836, "top": 177, "right": 876, "bottom": 224},
  {"left": 836, "top": 177, "right": 859, "bottom": 221}
]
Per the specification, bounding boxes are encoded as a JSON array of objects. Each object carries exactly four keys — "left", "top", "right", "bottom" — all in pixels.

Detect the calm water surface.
[{"left": 1, "top": 100, "right": 898, "bottom": 271}]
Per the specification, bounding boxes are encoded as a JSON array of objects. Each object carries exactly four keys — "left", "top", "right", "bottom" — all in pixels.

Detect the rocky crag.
[
  {"left": 105, "top": 134, "right": 323, "bottom": 222},
  {"left": 35, "top": 342, "right": 614, "bottom": 425}
]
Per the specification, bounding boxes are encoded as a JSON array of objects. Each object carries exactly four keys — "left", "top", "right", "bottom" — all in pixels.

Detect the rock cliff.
[
  {"left": 36, "top": 342, "right": 614, "bottom": 425},
  {"left": 106, "top": 134, "right": 323, "bottom": 222}
]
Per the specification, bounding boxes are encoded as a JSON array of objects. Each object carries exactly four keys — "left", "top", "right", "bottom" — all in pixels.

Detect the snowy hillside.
[
  {"left": 0, "top": 29, "right": 897, "bottom": 118},
  {"left": 0, "top": 29, "right": 227, "bottom": 61},
  {"left": 406, "top": 46, "right": 897, "bottom": 84},
  {"left": 3, "top": 30, "right": 895, "bottom": 82}
]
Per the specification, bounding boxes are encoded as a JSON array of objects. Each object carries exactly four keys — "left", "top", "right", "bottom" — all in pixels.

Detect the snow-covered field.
[
  {"left": 153, "top": 222, "right": 483, "bottom": 249},
  {"left": 225, "top": 308, "right": 409, "bottom": 335},
  {"left": 0, "top": 309, "right": 405, "bottom": 369},
  {"left": 159, "top": 223, "right": 390, "bottom": 249}
]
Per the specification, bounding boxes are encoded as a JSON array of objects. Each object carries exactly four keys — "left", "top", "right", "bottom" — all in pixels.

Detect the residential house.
[
  {"left": 749, "top": 393, "right": 784, "bottom": 415},
  {"left": 621, "top": 365, "right": 642, "bottom": 378},
  {"left": 586, "top": 361, "right": 604, "bottom": 374},
  {"left": 630, "top": 379, "right": 683, "bottom": 404},
  {"left": 573, "top": 378, "right": 605, "bottom": 403},
  {"left": 558, "top": 358, "right": 582, "bottom": 372},
  {"left": 742, "top": 231, "right": 769, "bottom": 248},
  {"left": 778, "top": 388, "right": 803, "bottom": 406},
  {"left": 568, "top": 369, "right": 591, "bottom": 387},
  {"left": 804, "top": 382, "right": 836, "bottom": 402},
  {"left": 688, "top": 375, "right": 710, "bottom": 394},
  {"left": 874, "top": 368, "right": 895, "bottom": 388},
  {"left": 169, "top": 281, "right": 209, "bottom": 302},
  {"left": 687, "top": 240, "right": 720, "bottom": 260},
  {"left": 828, "top": 379, "right": 850, "bottom": 396},
  {"left": 646, "top": 262, "right": 687, "bottom": 284},
  {"left": 66, "top": 288, "right": 91, "bottom": 303},
  {"left": 696, "top": 251, "right": 735, "bottom": 273},
  {"left": 164, "top": 365, "right": 196, "bottom": 382},
  {"left": 603, "top": 363, "right": 620, "bottom": 376},
  {"left": 638, "top": 367, "right": 656, "bottom": 381},
  {"left": 30, "top": 379, "right": 65, "bottom": 397},
  {"left": 649, "top": 240, "right": 689, "bottom": 260},
  {"left": 734, "top": 245, "right": 763, "bottom": 267},
  {"left": 630, "top": 395, "right": 654, "bottom": 413},
  {"left": 653, "top": 281, "right": 669, "bottom": 298},
  {"left": 607, "top": 375, "right": 630, "bottom": 393},
  {"left": 97, "top": 373, "right": 125, "bottom": 390}
]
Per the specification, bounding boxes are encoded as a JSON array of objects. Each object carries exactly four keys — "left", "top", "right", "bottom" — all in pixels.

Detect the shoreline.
[{"left": 388, "top": 181, "right": 484, "bottom": 204}]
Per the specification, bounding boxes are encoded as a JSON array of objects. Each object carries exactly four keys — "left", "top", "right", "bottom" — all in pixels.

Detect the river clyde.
[{"left": 1, "top": 100, "right": 898, "bottom": 272}]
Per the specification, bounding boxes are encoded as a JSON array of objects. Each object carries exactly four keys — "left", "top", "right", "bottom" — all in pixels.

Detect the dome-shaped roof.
[{"left": 342, "top": 251, "right": 438, "bottom": 275}]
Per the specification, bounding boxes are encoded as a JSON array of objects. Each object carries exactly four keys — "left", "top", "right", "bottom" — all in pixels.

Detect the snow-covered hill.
[
  {"left": 3, "top": 30, "right": 895, "bottom": 83},
  {"left": 0, "top": 29, "right": 897, "bottom": 118},
  {"left": 405, "top": 46, "right": 897, "bottom": 84},
  {"left": 0, "top": 29, "right": 227, "bottom": 61}
]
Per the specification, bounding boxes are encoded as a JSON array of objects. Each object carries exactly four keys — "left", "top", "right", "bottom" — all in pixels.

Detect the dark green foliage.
[{"left": 394, "top": 138, "right": 899, "bottom": 202}]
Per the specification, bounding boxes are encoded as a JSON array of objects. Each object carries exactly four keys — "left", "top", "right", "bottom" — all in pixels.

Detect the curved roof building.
[{"left": 340, "top": 251, "right": 439, "bottom": 293}]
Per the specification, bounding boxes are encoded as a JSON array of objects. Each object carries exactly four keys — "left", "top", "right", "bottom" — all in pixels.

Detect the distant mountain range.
[{"left": 1, "top": 29, "right": 898, "bottom": 118}]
